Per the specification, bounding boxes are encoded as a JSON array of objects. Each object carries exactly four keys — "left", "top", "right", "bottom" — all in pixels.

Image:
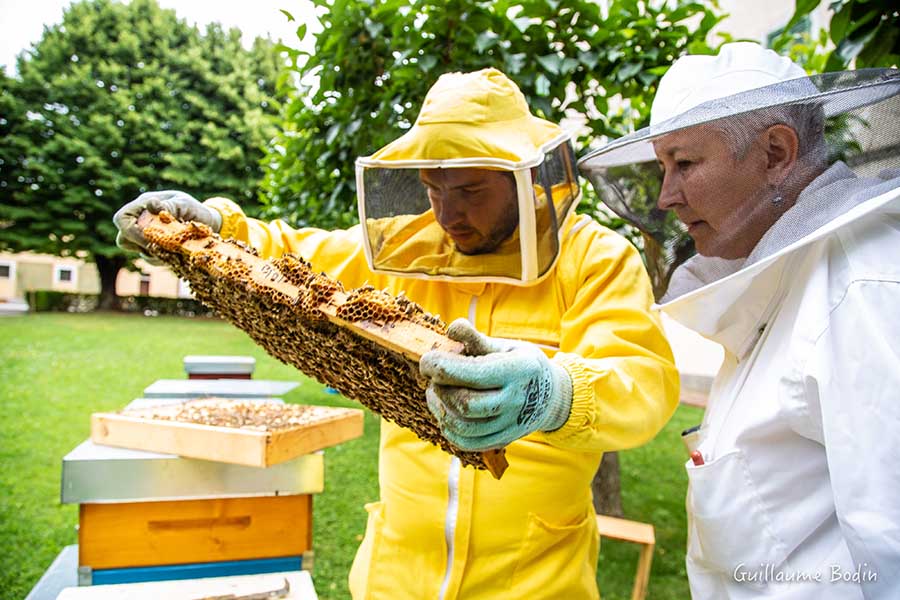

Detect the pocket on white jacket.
[{"left": 686, "top": 449, "right": 789, "bottom": 576}]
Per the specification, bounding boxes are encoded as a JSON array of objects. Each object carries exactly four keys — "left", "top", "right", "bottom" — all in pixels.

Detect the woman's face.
[
  {"left": 653, "top": 125, "right": 777, "bottom": 259},
  {"left": 420, "top": 168, "right": 519, "bottom": 255}
]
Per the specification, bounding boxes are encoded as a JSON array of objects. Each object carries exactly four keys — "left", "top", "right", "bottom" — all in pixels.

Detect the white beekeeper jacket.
[{"left": 660, "top": 162, "right": 900, "bottom": 599}]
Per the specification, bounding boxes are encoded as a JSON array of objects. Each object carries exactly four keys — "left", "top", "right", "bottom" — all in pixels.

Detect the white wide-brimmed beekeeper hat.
[{"left": 577, "top": 42, "right": 900, "bottom": 243}]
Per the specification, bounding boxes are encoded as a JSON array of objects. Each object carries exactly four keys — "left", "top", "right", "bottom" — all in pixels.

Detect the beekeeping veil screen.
[
  {"left": 355, "top": 68, "right": 580, "bottom": 285},
  {"left": 578, "top": 43, "right": 900, "bottom": 285}
]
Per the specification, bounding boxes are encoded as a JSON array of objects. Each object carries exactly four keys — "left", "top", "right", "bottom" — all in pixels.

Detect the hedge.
[{"left": 24, "top": 291, "right": 216, "bottom": 317}]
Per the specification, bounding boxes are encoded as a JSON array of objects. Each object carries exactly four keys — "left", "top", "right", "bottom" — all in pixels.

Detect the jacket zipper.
[
  {"left": 438, "top": 456, "right": 461, "bottom": 599},
  {"left": 438, "top": 295, "right": 479, "bottom": 599}
]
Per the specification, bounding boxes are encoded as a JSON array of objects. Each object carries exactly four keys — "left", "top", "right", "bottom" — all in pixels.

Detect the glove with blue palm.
[{"left": 419, "top": 318, "right": 573, "bottom": 451}]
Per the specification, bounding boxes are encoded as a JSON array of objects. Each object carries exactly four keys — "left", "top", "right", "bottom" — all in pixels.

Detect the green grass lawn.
[{"left": 0, "top": 312, "right": 700, "bottom": 599}]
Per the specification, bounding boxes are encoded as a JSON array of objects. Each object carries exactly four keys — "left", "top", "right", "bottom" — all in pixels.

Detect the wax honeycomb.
[
  {"left": 141, "top": 211, "right": 491, "bottom": 471},
  {"left": 134, "top": 398, "right": 340, "bottom": 432}
]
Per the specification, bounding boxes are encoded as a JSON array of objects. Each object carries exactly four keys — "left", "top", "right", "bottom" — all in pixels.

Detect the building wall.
[
  {"left": 116, "top": 261, "right": 191, "bottom": 298},
  {"left": 78, "top": 262, "right": 101, "bottom": 295},
  {"left": 0, "top": 252, "right": 98, "bottom": 298},
  {"left": 712, "top": 0, "right": 831, "bottom": 45},
  {"left": 0, "top": 258, "right": 17, "bottom": 299},
  {"left": 0, "top": 251, "right": 191, "bottom": 301}
]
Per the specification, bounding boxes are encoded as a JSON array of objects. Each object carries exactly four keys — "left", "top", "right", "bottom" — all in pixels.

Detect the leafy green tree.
[
  {"left": 0, "top": 0, "right": 284, "bottom": 309},
  {"left": 0, "top": 71, "right": 30, "bottom": 215},
  {"left": 775, "top": 0, "right": 899, "bottom": 70},
  {"left": 263, "top": 0, "right": 724, "bottom": 231}
]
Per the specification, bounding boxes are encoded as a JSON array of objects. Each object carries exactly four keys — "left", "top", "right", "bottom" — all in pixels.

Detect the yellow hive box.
[{"left": 78, "top": 495, "right": 313, "bottom": 570}]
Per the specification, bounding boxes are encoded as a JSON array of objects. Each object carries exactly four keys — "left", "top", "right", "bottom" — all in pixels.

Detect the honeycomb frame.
[{"left": 139, "top": 211, "right": 507, "bottom": 478}]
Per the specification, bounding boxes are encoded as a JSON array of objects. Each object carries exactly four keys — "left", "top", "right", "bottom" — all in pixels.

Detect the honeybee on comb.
[{"left": 139, "top": 211, "right": 508, "bottom": 478}]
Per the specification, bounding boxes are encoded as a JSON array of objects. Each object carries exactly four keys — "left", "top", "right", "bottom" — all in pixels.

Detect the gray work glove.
[
  {"left": 113, "top": 190, "right": 222, "bottom": 255},
  {"left": 420, "top": 319, "right": 573, "bottom": 451}
]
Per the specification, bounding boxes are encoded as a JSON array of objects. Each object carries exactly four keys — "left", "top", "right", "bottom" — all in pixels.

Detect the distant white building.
[
  {"left": 0, "top": 251, "right": 192, "bottom": 302},
  {"left": 712, "top": 0, "right": 831, "bottom": 46}
]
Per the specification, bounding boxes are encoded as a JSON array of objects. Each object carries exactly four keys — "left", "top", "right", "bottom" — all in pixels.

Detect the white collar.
[{"left": 659, "top": 165, "right": 900, "bottom": 356}]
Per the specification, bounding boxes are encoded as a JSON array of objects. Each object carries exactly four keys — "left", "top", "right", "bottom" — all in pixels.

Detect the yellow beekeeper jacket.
[{"left": 206, "top": 196, "right": 679, "bottom": 599}]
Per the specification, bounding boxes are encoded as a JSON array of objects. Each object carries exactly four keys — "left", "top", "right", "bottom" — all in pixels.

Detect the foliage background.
[
  {"left": 0, "top": 0, "right": 285, "bottom": 307},
  {"left": 773, "top": 0, "right": 899, "bottom": 71},
  {"left": 3, "top": 0, "right": 897, "bottom": 308},
  {"left": 262, "top": 0, "right": 725, "bottom": 233}
]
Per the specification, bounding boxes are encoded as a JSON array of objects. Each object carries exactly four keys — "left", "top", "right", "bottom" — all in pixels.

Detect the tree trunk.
[
  {"left": 641, "top": 232, "right": 695, "bottom": 302},
  {"left": 95, "top": 254, "right": 125, "bottom": 311},
  {"left": 592, "top": 451, "right": 624, "bottom": 517},
  {"left": 641, "top": 234, "right": 672, "bottom": 301}
]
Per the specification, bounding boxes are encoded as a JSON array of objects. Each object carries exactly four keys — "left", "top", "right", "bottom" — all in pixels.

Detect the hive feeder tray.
[
  {"left": 138, "top": 211, "right": 508, "bottom": 478},
  {"left": 91, "top": 399, "right": 364, "bottom": 468}
]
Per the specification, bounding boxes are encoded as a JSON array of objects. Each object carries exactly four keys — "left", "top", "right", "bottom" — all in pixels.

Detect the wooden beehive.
[
  {"left": 139, "top": 211, "right": 508, "bottom": 478},
  {"left": 91, "top": 399, "right": 364, "bottom": 467},
  {"left": 79, "top": 495, "right": 313, "bottom": 570}
]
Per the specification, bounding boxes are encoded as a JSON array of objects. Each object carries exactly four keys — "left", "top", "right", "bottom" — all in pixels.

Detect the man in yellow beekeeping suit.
[{"left": 114, "top": 68, "right": 679, "bottom": 599}]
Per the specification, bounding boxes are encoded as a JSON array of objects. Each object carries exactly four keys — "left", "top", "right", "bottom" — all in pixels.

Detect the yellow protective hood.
[
  {"left": 364, "top": 68, "right": 566, "bottom": 167},
  {"left": 356, "top": 68, "right": 579, "bottom": 284}
]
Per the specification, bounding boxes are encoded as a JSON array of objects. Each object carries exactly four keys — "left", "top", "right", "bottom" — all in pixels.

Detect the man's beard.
[{"left": 455, "top": 218, "right": 519, "bottom": 255}]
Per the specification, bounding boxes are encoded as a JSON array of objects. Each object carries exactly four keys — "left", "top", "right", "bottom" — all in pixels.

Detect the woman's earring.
[{"left": 771, "top": 195, "right": 784, "bottom": 205}]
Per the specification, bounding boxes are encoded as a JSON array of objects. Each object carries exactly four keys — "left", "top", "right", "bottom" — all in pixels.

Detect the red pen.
[{"left": 690, "top": 450, "right": 705, "bottom": 466}]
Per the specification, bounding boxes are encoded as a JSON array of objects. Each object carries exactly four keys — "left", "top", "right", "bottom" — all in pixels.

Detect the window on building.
[
  {"left": 0, "top": 261, "right": 17, "bottom": 283},
  {"left": 139, "top": 274, "right": 151, "bottom": 296},
  {"left": 54, "top": 264, "right": 77, "bottom": 286}
]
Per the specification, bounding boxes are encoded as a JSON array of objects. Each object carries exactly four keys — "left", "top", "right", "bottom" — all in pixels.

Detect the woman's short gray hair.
[{"left": 714, "top": 103, "right": 828, "bottom": 170}]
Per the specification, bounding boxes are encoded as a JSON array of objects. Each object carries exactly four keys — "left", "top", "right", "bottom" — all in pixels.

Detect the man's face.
[
  {"left": 420, "top": 168, "right": 519, "bottom": 255},
  {"left": 653, "top": 125, "right": 772, "bottom": 259}
]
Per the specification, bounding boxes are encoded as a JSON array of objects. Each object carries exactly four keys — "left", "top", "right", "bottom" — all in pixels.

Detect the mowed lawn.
[{"left": 0, "top": 312, "right": 699, "bottom": 600}]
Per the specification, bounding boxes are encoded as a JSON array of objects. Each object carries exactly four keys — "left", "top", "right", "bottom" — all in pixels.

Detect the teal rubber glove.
[
  {"left": 113, "top": 190, "right": 222, "bottom": 255},
  {"left": 419, "top": 318, "right": 573, "bottom": 451}
]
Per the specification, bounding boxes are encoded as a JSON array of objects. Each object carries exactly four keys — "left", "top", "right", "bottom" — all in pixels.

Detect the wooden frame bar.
[{"left": 91, "top": 406, "right": 363, "bottom": 468}]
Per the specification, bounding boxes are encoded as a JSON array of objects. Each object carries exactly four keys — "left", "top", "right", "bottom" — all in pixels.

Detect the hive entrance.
[{"left": 139, "top": 211, "right": 507, "bottom": 478}]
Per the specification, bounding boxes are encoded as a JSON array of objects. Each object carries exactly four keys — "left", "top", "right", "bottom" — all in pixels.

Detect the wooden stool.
[{"left": 595, "top": 515, "right": 655, "bottom": 600}]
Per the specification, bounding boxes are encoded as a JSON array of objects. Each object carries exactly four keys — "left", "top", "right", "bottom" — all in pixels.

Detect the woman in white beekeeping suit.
[{"left": 580, "top": 42, "right": 900, "bottom": 598}]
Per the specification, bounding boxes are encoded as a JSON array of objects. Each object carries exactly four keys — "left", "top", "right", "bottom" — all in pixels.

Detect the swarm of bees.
[{"left": 140, "top": 211, "right": 500, "bottom": 473}]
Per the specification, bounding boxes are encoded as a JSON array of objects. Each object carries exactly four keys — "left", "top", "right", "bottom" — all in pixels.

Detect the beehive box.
[
  {"left": 184, "top": 354, "right": 256, "bottom": 379},
  {"left": 78, "top": 494, "right": 313, "bottom": 570},
  {"left": 91, "top": 399, "right": 363, "bottom": 467},
  {"left": 139, "top": 211, "right": 508, "bottom": 478}
]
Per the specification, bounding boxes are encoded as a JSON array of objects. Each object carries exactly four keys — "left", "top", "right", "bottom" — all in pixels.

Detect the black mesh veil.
[{"left": 356, "top": 141, "right": 580, "bottom": 283}]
